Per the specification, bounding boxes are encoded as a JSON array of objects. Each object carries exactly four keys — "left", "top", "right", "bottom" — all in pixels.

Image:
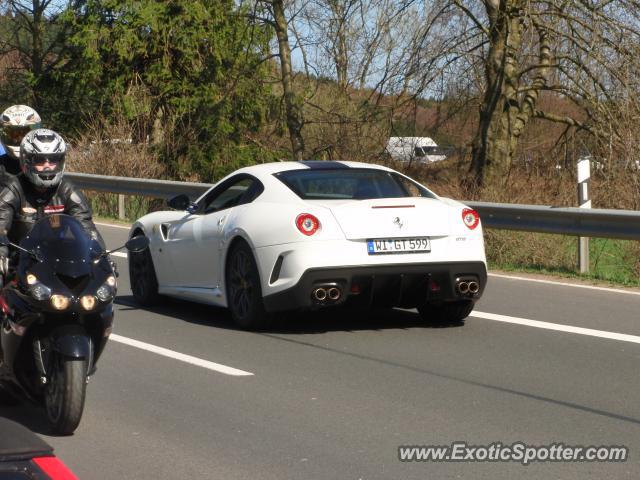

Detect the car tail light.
[
  {"left": 462, "top": 208, "right": 480, "bottom": 230},
  {"left": 296, "top": 213, "right": 320, "bottom": 236}
]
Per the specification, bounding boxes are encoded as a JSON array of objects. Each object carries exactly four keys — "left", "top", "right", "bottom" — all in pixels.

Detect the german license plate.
[{"left": 367, "top": 237, "right": 431, "bottom": 254}]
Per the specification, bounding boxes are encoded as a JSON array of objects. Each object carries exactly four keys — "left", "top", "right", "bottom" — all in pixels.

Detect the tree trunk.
[
  {"left": 329, "top": 0, "right": 348, "bottom": 90},
  {"left": 30, "top": 0, "right": 45, "bottom": 110},
  {"left": 272, "top": 0, "right": 305, "bottom": 160},
  {"left": 470, "top": 1, "right": 552, "bottom": 189},
  {"left": 470, "top": 1, "right": 520, "bottom": 187}
]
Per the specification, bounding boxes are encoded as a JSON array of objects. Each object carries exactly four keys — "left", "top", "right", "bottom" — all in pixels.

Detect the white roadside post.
[
  {"left": 118, "top": 194, "right": 126, "bottom": 220},
  {"left": 577, "top": 157, "right": 591, "bottom": 273}
]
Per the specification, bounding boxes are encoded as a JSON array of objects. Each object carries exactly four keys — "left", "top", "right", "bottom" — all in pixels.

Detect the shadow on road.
[
  {"left": 114, "top": 294, "right": 464, "bottom": 334},
  {"left": 113, "top": 294, "right": 640, "bottom": 428},
  {"left": 0, "top": 400, "right": 55, "bottom": 436}
]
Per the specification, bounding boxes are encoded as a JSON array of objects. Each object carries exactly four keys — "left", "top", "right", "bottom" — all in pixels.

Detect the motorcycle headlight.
[
  {"left": 80, "top": 295, "right": 96, "bottom": 310},
  {"left": 26, "top": 273, "right": 52, "bottom": 300},
  {"left": 96, "top": 284, "right": 114, "bottom": 302},
  {"left": 95, "top": 275, "right": 117, "bottom": 302},
  {"left": 50, "top": 294, "right": 70, "bottom": 310}
]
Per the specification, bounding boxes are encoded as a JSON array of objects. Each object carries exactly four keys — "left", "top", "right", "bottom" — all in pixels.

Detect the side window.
[{"left": 203, "top": 178, "right": 254, "bottom": 214}]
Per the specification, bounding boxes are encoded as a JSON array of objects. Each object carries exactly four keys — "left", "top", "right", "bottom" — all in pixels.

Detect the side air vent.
[
  {"left": 160, "top": 224, "right": 169, "bottom": 240},
  {"left": 269, "top": 255, "right": 284, "bottom": 284}
]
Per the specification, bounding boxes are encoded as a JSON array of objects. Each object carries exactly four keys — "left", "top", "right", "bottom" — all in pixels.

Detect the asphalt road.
[{"left": 2, "top": 222, "right": 640, "bottom": 479}]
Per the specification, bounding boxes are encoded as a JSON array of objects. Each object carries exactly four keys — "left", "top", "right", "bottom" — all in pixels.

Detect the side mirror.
[
  {"left": 125, "top": 236, "right": 150, "bottom": 253},
  {"left": 167, "top": 194, "right": 191, "bottom": 211}
]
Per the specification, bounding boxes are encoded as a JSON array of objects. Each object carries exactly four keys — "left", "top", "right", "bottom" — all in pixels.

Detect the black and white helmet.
[
  {"left": 0, "top": 105, "right": 42, "bottom": 160},
  {"left": 20, "top": 129, "right": 66, "bottom": 188}
]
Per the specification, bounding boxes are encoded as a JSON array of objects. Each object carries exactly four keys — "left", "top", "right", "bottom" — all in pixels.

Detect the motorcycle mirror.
[
  {"left": 100, "top": 236, "right": 150, "bottom": 260},
  {"left": 125, "top": 236, "right": 150, "bottom": 253}
]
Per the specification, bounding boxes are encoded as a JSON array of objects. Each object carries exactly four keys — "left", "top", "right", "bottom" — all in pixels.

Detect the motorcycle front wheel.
[{"left": 44, "top": 354, "right": 88, "bottom": 435}]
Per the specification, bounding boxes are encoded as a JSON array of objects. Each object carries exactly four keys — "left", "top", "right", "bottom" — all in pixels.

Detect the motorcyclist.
[
  {"left": 0, "top": 129, "right": 105, "bottom": 277},
  {"left": 0, "top": 105, "right": 42, "bottom": 175}
]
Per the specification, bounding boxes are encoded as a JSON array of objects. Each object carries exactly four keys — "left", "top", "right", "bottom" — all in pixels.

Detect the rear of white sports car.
[{"left": 247, "top": 162, "right": 487, "bottom": 324}]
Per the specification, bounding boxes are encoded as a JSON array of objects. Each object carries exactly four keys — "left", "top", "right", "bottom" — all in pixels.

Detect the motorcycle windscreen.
[{"left": 20, "top": 214, "right": 98, "bottom": 277}]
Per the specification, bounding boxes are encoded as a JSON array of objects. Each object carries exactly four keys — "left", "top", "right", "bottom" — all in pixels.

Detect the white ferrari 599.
[{"left": 128, "top": 161, "right": 487, "bottom": 329}]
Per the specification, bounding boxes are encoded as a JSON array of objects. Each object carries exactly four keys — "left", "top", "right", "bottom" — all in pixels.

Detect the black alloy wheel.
[
  {"left": 129, "top": 236, "right": 160, "bottom": 306},
  {"left": 226, "top": 242, "right": 271, "bottom": 330}
]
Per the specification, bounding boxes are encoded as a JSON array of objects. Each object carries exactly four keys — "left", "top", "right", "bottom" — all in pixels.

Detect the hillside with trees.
[{"left": 1, "top": 0, "right": 639, "bottom": 209}]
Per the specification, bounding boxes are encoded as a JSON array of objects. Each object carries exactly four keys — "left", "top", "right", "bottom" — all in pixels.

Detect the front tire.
[
  {"left": 418, "top": 300, "right": 474, "bottom": 325},
  {"left": 225, "top": 242, "right": 271, "bottom": 330},
  {"left": 129, "top": 236, "right": 160, "bottom": 306},
  {"left": 44, "top": 355, "right": 88, "bottom": 435}
]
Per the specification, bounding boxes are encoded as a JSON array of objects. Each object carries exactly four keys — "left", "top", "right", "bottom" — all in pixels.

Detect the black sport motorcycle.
[{"left": 0, "top": 214, "right": 148, "bottom": 435}]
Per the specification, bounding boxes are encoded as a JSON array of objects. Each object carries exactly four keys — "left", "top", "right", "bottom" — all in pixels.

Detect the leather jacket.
[{"left": 0, "top": 174, "right": 105, "bottom": 256}]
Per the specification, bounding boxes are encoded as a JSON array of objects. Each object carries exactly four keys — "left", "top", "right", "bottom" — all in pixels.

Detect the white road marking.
[
  {"left": 95, "top": 221, "right": 131, "bottom": 230},
  {"left": 111, "top": 251, "right": 127, "bottom": 258},
  {"left": 472, "top": 310, "right": 640, "bottom": 345},
  {"left": 110, "top": 334, "right": 254, "bottom": 376},
  {"left": 488, "top": 273, "right": 640, "bottom": 296}
]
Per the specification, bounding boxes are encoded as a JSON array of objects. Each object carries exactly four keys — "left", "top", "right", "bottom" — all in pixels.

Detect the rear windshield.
[{"left": 275, "top": 168, "right": 436, "bottom": 200}]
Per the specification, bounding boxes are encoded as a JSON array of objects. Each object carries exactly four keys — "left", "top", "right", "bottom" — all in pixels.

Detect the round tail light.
[
  {"left": 296, "top": 213, "right": 320, "bottom": 236},
  {"left": 462, "top": 208, "right": 480, "bottom": 230}
]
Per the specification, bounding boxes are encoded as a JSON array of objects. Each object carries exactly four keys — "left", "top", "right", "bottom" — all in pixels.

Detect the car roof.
[{"left": 234, "top": 160, "right": 393, "bottom": 178}]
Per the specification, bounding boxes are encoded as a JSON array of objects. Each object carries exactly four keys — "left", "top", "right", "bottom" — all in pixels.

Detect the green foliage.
[
  {"left": 486, "top": 230, "right": 640, "bottom": 287},
  {"left": 56, "top": 0, "right": 274, "bottom": 179}
]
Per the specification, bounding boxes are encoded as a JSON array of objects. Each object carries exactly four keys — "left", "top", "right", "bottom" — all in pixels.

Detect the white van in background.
[{"left": 385, "top": 137, "right": 448, "bottom": 163}]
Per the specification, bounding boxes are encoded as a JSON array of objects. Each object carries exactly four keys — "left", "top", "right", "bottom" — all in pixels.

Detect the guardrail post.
[
  {"left": 118, "top": 194, "right": 126, "bottom": 220},
  {"left": 577, "top": 157, "right": 591, "bottom": 273}
]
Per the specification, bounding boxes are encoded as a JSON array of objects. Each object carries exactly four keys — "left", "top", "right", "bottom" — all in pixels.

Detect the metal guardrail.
[
  {"left": 66, "top": 172, "right": 640, "bottom": 241},
  {"left": 66, "top": 172, "right": 211, "bottom": 198},
  {"left": 466, "top": 201, "right": 640, "bottom": 241}
]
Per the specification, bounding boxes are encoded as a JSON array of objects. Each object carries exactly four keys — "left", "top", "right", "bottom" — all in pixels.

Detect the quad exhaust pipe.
[
  {"left": 312, "top": 285, "right": 342, "bottom": 304},
  {"left": 456, "top": 279, "right": 480, "bottom": 296}
]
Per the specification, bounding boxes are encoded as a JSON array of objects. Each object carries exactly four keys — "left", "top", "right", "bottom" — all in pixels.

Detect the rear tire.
[
  {"left": 225, "top": 242, "right": 271, "bottom": 330},
  {"left": 44, "top": 355, "right": 87, "bottom": 435},
  {"left": 418, "top": 300, "right": 474, "bottom": 325},
  {"left": 129, "top": 236, "right": 160, "bottom": 306}
]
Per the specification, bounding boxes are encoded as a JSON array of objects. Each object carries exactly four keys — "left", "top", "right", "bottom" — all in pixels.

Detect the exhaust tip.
[
  {"left": 313, "top": 288, "right": 327, "bottom": 301},
  {"left": 457, "top": 281, "right": 469, "bottom": 294},
  {"left": 468, "top": 281, "right": 480, "bottom": 294},
  {"left": 327, "top": 287, "right": 341, "bottom": 301}
]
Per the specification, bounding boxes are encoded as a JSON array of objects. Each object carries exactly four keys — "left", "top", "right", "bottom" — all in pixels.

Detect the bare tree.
[
  {"left": 0, "top": 0, "right": 77, "bottom": 109},
  {"left": 247, "top": 0, "right": 640, "bottom": 180},
  {"left": 450, "top": 1, "right": 640, "bottom": 187}
]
